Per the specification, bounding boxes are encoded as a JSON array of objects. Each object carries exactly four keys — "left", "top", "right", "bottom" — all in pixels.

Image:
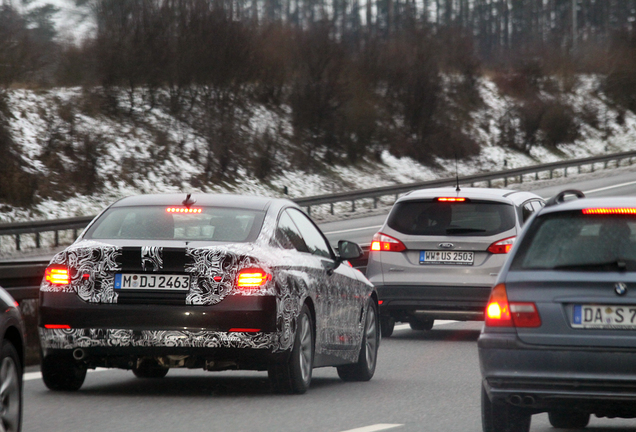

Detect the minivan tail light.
[
  {"left": 45, "top": 265, "right": 70, "bottom": 285},
  {"left": 485, "top": 284, "right": 512, "bottom": 327},
  {"left": 370, "top": 232, "right": 406, "bottom": 252},
  {"left": 237, "top": 268, "right": 271, "bottom": 288},
  {"left": 487, "top": 236, "right": 515, "bottom": 254}
]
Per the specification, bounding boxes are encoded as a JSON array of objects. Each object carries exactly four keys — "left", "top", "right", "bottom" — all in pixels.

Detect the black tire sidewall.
[
  {"left": 290, "top": 304, "right": 314, "bottom": 393},
  {"left": 1, "top": 341, "right": 22, "bottom": 432}
]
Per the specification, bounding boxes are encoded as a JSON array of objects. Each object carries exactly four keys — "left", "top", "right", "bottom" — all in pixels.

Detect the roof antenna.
[
  {"left": 182, "top": 193, "right": 196, "bottom": 208},
  {"left": 455, "top": 154, "right": 461, "bottom": 192}
]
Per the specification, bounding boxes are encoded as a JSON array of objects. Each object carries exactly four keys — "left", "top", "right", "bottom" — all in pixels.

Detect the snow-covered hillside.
[{"left": 2, "top": 75, "right": 636, "bottom": 226}]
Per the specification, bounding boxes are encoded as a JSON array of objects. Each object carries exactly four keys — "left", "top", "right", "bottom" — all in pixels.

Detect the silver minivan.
[{"left": 366, "top": 187, "right": 544, "bottom": 336}]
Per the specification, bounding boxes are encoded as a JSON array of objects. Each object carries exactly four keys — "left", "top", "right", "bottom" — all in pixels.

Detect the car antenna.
[
  {"left": 455, "top": 154, "right": 461, "bottom": 192},
  {"left": 182, "top": 193, "right": 196, "bottom": 208}
]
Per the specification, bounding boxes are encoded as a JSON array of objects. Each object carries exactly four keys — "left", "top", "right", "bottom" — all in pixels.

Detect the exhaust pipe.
[
  {"left": 508, "top": 395, "right": 523, "bottom": 406},
  {"left": 73, "top": 348, "right": 86, "bottom": 361},
  {"left": 522, "top": 395, "right": 536, "bottom": 406}
]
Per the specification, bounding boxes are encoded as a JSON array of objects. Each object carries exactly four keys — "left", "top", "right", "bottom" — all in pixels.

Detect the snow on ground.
[{"left": 2, "top": 76, "right": 636, "bottom": 229}]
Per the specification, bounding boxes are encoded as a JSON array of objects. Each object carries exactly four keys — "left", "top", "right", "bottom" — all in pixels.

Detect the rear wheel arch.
[{"left": 3, "top": 326, "right": 24, "bottom": 369}]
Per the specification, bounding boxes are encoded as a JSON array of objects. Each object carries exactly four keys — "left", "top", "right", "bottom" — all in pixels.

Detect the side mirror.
[{"left": 338, "top": 240, "right": 363, "bottom": 260}]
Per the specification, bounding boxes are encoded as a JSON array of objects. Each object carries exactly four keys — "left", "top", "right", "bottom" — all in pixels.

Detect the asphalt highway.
[{"left": 21, "top": 167, "right": 636, "bottom": 432}]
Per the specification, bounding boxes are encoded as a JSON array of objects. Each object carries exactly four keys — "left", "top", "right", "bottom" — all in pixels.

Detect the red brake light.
[
  {"left": 487, "top": 236, "right": 515, "bottom": 254},
  {"left": 166, "top": 207, "right": 202, "bottom": 214},
  {"left": 237, "top": 268, "right": 271, "bottom": 288},
  {"left": 485, "top": 284, "right": 512, "bottom": 327},
  {"left": 510, "top": 303, "right": 542, "bottom": 327},
  {"left": 229, "top": 328, "right": 260, "bottom": 332},
  {"left": 436, "top": 197, "right": 466, "bottom": 202},
  {"left": 485, "top": 284, "right": 541, "bottom": 328},
  {"left": 371, "top": 232, "right": 406, "bottom": 252},
  {"left": 44, "top": 324, "right": 71, "bottom": 329},
  {"left": 583, "top": 208, "right": 636, "bottom": 215},
  {"left": 45, "top": 265, "right": 70, "bottom": 285}
]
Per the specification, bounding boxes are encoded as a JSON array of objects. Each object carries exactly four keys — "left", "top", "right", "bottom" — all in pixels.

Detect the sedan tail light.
[
  {"left": 237, "top": 268, "right": 271, "bottom": 288},
  {"left": 45, "top": 265, "right": 70, "bottom": 286},
  {"left": 370, "top": 232, "right": 407, "bottom": 252},
  {"left": 486, "top": 283, "right": 541, "bottom": 328},
  {"left": 487, "top": 236, "right": 515, "bottom": 254}
]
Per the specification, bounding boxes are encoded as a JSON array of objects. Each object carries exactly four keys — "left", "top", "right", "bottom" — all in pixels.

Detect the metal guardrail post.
[
  {"left": 35, "top": 232, "right": 40, "bottom": 248},
  {"left": 54, "top": 230, "right": 59, "bottom": 247},
  {"left": 15, "top": 235, "right": 20, "bottom": 251}
]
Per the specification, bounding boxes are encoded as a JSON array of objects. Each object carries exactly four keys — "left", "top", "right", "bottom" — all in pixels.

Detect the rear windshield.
[
  {"left": 387, "top": 200, "right": 516, "bottom": 236},
  {"left": 84, "top": 206, "right": 265, "bottom": 242},
  {"left": 511, "top": 211, "right": 636, "bottom": 271}
]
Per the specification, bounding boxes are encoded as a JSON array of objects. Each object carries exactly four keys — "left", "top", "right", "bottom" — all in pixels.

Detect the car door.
[{"left": 286, "top": 209, "right": 363, "bottom": 354}]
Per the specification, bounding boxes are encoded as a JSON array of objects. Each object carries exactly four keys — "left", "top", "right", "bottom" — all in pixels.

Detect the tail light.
[
  {"left": 237, "top": 268, "right": 271, "bottom": 288},
  {"left": 583, "top": 208, "right": 636, "bottom": 215},
  {"left": 370, "top": 232, "right": 407, "bottom": 252},
  {"left": 436, "top": 197, "right": 466, "bottom": 202},
  {"left": 487, "top": 236, "right": 515, "bottom": 254},
  {"left": 45, "top": 265, "right": 70, "bottom": 286},
  {"left": 485, "top": 283, "right": 541, "bottom": 328}
]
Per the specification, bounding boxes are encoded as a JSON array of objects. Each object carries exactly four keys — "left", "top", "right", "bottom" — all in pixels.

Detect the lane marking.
[
  {"left": 584, "top": 180, "right": 636, "bottom": 195},
  {"left": 340, "top": 424, "right": 404, "bottom": 432},
  {"left": 24, "top": 368, "right": 110, "bottom": 382},
  {"left": 323, "top": 225, "right": 382, "bottom": 235}
]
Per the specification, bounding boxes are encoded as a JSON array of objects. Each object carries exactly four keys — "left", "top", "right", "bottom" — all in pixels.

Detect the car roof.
[
  {"left": 111, "top": 193, "right": 297, "bottom": 212},
  {"left": 540, "top": 196, "right": 636, "bottom": 215},
  {"left": 400, "top": 187, "right": 541, "bottom": 205}
]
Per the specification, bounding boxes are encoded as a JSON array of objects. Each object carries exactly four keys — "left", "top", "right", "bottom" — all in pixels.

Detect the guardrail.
[{"left": 1, "top": 149, "right": 636, "bottom": 252}]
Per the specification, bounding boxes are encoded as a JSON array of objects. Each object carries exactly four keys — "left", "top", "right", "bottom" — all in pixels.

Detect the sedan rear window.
[
  {"left": 387, "top": 200, "right": 516, "bottom": 236},
  {"left": 84, "top": 206, "right": 265, "bottom": 242},
  {"left": 511, "top": 211, "right": 636, "bottom": 271}
]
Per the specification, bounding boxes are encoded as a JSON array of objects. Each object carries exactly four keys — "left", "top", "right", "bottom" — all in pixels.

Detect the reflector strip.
[
  {"left": 166, "top": 207, "right": 202, "bottom": 214},
  {"left": 44, "top": 324, "right": 71, "bottom": 329},
  {"left": 583, "top": 208, "right": 636, "bottom": 215},
  {"left": 437, "top": 197, "right": 466, "bottom": 202}
]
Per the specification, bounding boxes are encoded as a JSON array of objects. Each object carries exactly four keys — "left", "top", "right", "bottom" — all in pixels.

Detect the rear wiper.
[
  {"left": 554, "top": 259, "right": 631, "bottom": 272},
  {"left": 445, "top": 228, "right": 487, "bottom": 234}
]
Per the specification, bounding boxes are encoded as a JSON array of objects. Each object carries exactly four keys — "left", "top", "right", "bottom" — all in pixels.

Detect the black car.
[
  {"left": 0, "top": 286, "right": 24, "bottom": 432},
  {"left": 480, "top": 191, "right": 636, "bottom": 431},
  {"left": 39, "top": 194, "right": 378, "bottom": 394}
]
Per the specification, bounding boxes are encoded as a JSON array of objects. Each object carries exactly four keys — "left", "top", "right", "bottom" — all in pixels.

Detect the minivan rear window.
[
  {"left": 387, "top": 200, "right": 516, "bottom": 236},
  {"left": 511, "top": 211, "right": 636, "bottom": 271}
]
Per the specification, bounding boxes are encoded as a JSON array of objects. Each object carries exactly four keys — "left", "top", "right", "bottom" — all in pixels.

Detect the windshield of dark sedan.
[
  {"left": 511, "top": 211, "right": 636, "bottom": 271},
  {"left": 387, "top": 199, "right": 516, "bottom": 236},
  {"left": 84, "top": 206, "right": 265, "bottom": 242}
]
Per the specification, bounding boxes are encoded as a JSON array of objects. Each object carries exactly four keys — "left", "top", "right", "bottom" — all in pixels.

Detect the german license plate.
[
  {"left": 114, "top": 273, "right": 190, "bottom": 290},
  {"left": 420, "top": 251, "right": 474, "bottom": 265},
  {"left": 572, "top": 304, "right": 636, "bottom": 329}
]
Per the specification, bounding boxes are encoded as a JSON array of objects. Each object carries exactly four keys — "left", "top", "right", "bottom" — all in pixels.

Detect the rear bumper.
[
  {"left": 39, "top": 292, "right": 280, "bottom": 357},
  {"left": 479, "top": 332, "right": 636, "bottom": 413},
  {"left": 376, "top": 284, "right": 490, "bottom": 320}
]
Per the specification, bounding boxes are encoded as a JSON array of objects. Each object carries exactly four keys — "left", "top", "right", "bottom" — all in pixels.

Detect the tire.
[
  {"left": 410, "top": 318, "right": 434, "bottom": 331},
  {"left": 337, "top": 300, "right": 379, "bottom": 382},
  {"left": 132, "top": 358, "right": 169, "bottom": 379},
  {"left": 481, "top": 385, "right": 531, "bottom": 432},
  {"left": 0, "top": 341, "right": 22, "bottom": 432},
  {"left": 548, "top": 410, "right": 590, "bottom": 429},
  {"left": 269, "top": 304, "right": 314, "bottom": 394},
  {"left": 41, "top": 354, "right": 86, "bottom": 392},
  {"left": 380, "top": 316, "right": 394, "bottom": 338}
]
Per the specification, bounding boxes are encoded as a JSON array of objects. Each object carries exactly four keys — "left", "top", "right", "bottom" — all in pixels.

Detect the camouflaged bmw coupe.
[{"left": 39, "top": 194, "right": 378, "bottom": 394}]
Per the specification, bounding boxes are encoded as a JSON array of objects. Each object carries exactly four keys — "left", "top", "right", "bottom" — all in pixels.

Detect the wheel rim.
[
  {"left": 298, "top": 314, "right": 312, "bottom": 383},
  {"left": 0, "top": 356, "right": 20, "bottom": 432},
  {"left": 365, "top": 306, "right": 377, "bottom": 368}
]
